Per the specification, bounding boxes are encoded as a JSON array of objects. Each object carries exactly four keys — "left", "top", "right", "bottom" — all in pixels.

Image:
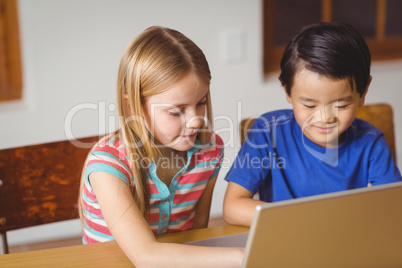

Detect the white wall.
[{"left": 2, "top": 0, "right": 402, "bottom": 245}]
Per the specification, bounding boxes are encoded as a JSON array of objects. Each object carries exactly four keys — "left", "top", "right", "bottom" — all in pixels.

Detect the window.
[
  {"left": 0, "top": 0, "right": 22, "bottom": 102},
  {"left": 263, "top": 0, "right": 402, "bottom": 75}
]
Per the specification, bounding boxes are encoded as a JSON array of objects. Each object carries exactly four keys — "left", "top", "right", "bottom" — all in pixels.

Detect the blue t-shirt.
[{"left": 225, "top": 109, "right": 402, "bottom": 202}]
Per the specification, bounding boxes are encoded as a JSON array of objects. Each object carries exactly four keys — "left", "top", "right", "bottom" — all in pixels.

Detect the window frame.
[
  {"left": 263, "top": 0, "right": 402, "bottom": 76},
  {"left": 0, "top": 0, "right": 22, "bottom": 102}
]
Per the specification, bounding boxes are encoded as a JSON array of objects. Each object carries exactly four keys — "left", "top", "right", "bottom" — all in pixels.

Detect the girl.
[{"left": 79, "top": 26, "right": 244, "bottom": 267}]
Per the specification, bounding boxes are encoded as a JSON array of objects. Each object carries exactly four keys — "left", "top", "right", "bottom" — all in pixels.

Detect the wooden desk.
[{"left": 0, "top": 225, "right": 248, "bottom": 267}]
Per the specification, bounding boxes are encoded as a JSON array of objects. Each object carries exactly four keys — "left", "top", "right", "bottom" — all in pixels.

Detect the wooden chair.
[
  {"left": 355, "top": 103, "right": 396, "bottom": 162},
  {"left": 240, "top": 103, "right": 397, "bottom": 162},
  {"left": 0, "top": 136, "right": 99, "bottom": 254}
]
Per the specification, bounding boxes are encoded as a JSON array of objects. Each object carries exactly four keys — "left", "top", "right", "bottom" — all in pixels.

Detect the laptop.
[{"left": 186, "top": 181, "right": 402, "bottom": 267}]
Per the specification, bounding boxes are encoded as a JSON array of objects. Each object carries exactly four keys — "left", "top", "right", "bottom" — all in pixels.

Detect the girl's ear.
[
  {"left": 359, "top": 75, "right": 372, "bottom": 107},
  {"left": 123, "top": 94, "right": 132, "bottom": 115}
]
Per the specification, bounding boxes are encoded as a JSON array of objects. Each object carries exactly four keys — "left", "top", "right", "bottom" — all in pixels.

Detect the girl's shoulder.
[
  {"left": 211, "top": 132, "right": 223, "bottom": 148},
  {"left": 94, "top": 134, "right": 124, "bottom": 148},
  {"left": 90, "top": 134, "right": 128, "bottom": 162},
  {"left": 194, "top": 133, "right": 224, "bottom": 160}
]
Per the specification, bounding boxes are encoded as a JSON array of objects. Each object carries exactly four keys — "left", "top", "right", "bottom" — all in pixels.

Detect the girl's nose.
[{"left": 186, "top": 115, "right": 204, "bottom": 129}]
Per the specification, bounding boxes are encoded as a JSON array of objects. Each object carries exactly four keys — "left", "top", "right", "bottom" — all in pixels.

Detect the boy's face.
[{"left": 286, "top": 68, "right": 368, "bottom": 148}]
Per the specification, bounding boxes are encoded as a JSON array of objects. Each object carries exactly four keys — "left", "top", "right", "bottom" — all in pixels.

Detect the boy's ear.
[
  {"left": 284, "top": 88, "right": 292, "bottom": 104},
  {"left": 358, "top": 75, "right": 372, "bottom": 107},
  {"left": 279, "top": 74, "right": 292, "bottom": 104}
]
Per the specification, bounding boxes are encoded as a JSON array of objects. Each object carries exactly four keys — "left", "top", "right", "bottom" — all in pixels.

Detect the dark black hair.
[{"left": 279, "top": 22, "right": 371, "bottom": 96}]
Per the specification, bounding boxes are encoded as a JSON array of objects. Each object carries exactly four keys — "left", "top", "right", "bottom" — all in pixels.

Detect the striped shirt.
[{"left": 81, "top": 134, "right": 223, "bottom": 244}]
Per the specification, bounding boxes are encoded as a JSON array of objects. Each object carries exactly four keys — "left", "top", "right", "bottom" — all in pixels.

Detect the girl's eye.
[
  {"left": 197, "top": 100, "right": 207, "bottom": 107},
  {"left": 168, "top": 110, "right": 182, "bottom": 117}
]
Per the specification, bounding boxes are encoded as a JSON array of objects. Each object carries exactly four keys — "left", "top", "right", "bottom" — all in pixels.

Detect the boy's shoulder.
[
  {"left": 260, "top": 109, "right": 294, "bottom": 118},
  {"left": 350, "top": 117, "right": 383, "bottom": 139},
  {"left": 253, "top": 109, "right": 294, "bottom": 128}
]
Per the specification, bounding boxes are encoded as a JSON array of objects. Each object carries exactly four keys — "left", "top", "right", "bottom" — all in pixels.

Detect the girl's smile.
[{"left": 181, "top": 132, "right": 198, "bottom": 138}]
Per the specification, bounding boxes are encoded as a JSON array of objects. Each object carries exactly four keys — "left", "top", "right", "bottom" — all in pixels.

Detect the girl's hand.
[{"left": 90, "top": 171, "right": 244, "bottom": 267}]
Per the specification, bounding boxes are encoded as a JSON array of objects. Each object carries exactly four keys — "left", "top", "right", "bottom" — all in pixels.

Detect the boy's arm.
[{"left": 223, "top": 181, "right": 266, "bottom": 227}]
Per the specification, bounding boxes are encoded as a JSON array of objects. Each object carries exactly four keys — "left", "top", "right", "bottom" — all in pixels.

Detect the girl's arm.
[
  {"left": 223, "top": 182, "right": 266, "bottom": 227},
  {"left": 193, "top": 176, "right": 218, "bottom": 229},
  {"left": 90, "top": 171, "right": 244, "bottom": 268}
]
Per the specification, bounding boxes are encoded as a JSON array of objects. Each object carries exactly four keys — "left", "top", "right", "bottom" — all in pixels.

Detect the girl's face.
[
  {"left": 286, "top": 68, "right": 368, "bottom": 148},
  {"left": 142, "top": 75, "right": 209, "bottom": 152}
]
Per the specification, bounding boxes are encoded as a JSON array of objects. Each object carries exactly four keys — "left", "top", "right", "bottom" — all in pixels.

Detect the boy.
[{"left": 223, "top": 22, "right": 402, "bottom": 226}]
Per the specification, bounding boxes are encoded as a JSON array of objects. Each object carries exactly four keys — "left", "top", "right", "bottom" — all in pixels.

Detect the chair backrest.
[
  {"left": 0, "top": 136, "right": 98, "bottom": 254},
  {"left": 355, "top": 103, "right": 396, "bottom": 162},
  {"left": 240, "top": 103, "right": 397, "bottom": 162}
]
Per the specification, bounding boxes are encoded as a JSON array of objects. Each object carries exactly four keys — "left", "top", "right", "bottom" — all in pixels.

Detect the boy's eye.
[
  {"left": 335, "top": 104, "right": 349, "bottom": 109},
  {"left": 303, "top": 104, "right": 315, "bottom": 109}
]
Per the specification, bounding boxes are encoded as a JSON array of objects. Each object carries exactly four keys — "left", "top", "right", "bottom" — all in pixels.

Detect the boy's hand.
[{"left": 223, "top": 182, "right": 266, "bottom": 226}]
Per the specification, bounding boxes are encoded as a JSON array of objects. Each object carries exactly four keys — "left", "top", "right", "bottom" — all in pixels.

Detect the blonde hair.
[{"left": 79, "top": 26, "right": 213, "bottom": 221}]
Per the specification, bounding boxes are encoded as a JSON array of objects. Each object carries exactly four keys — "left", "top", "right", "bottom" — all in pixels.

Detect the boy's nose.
[{"left": 322, "top": 106, "right": 337, "bottom": 123}]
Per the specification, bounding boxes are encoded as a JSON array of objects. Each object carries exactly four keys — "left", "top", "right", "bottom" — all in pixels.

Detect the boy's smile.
[{"left": 286, "top": 68, "right": 367, "bottom": 148}]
